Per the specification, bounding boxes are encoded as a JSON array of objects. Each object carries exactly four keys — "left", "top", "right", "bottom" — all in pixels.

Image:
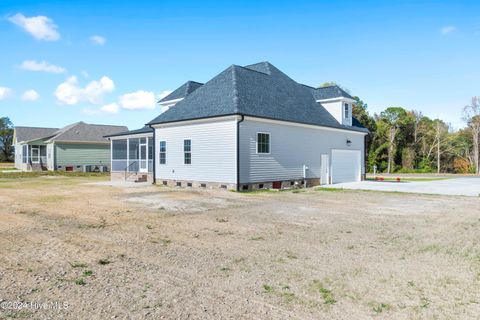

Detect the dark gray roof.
[
  {"left": 158, "top": 81, "right": 204, "bottom": 103},
  {"left": 306, "top": 85, "right": 354, "bottom": 100},
  {"left": 148, "top": 62, "right": 367, "bottom": 133},
  {"left": 104, "top": 126, "right": 153, "bottom": 138},
  {"left": 15, "top": 126, "right": 58, "bottom": 143},
  {"left": 46, "top": 122, "right": 128, "bottom": 143}
]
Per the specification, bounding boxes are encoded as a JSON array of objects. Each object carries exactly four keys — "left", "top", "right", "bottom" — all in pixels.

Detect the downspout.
[
  {"left": 150, "top": 125, "right": 156, "bottom": 185},
  {"left": 236, "top": 115, "right": 245, "bottom": 191}
]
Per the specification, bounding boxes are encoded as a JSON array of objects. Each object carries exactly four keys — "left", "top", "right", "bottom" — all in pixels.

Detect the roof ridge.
[
  {"left": 15, "top": 126, "right": 59, "bottom": 130},
  {"left": 231, "top": 65, "right": 240, "bottom": 113},
  {"left": 235, "top": 64, "right": 271, "bottom": 76}
]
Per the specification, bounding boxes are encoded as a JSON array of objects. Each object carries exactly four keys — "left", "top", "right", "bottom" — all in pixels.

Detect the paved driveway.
[{"left": 323, "top": 177, "right": 480, "bottom": 196}]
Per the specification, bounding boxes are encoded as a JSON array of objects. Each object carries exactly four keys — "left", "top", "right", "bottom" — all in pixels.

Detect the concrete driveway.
[{"left": 323, "top": 177, "right": 480, "bottom": 197}]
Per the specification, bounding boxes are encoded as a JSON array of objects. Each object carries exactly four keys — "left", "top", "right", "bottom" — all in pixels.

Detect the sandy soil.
[{"left": 1, "top": 176, "right": 480, "bottom": 319}]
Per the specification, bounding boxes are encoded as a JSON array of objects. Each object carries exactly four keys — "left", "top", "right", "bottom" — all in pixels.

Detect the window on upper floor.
[
  {"left": 257, "top": 133, "right": 270, "bottom": 154},
  {"left": 344, "top": 103, "right": 350, "bottom": 119}
]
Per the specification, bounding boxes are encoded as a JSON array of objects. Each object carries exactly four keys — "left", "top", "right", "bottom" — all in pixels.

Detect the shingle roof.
[
  {"left": 14, "top": 126, "right": 59, "bottom": 143},
  {"left": 104, "top": 126, "right": 153, "bottom": 138},
  {"left": 148, "top": 62, "right": 367, "bottom": 133},
  {"left": 306, "top": 85, "right": 354, "bottom": 100},
  {"left": 46, "top": 122, "right": 128, "bottom": 143},
  {"left": 158, "top": 81, "right": 204, "bottom": 103}
]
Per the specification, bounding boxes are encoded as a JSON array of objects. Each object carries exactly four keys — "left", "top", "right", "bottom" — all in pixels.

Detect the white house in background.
[{"left": 108, "top": 62, "right": 368, "bottom": 190}]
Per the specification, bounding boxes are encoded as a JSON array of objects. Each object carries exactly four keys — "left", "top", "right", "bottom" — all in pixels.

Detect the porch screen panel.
[
  {"left": 128, "top": 138, "right": 139, "bottom": 172},
  {"left": 148, "top": 137, "right": 153, "bottom": 172},
  {"left": 112, "top": 139, "right": 128, "bottom": 171}
]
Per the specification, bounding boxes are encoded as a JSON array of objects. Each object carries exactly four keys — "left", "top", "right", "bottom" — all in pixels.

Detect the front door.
[
  {"left": 321, "top": 154, "right": 330, "bottom": 185},
  {"left": 139, "top": 143, "right": 147, "bottom": 172}
]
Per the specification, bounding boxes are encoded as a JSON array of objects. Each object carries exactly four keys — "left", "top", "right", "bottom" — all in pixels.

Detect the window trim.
[
  {"left": 183, "top": 139, "right": 192, "bottom": 165},
  {"left": 344, "top": 103, "right": 350, "bottom": 119},
  {"left": 256, "top": 132, "right": 271, "bottom": 154},
  {"left": 31, "top": 145, "right": 40, "bottom": 163},
  {"left": 159, "top": 140, "right": 167, "bottom": 165}
]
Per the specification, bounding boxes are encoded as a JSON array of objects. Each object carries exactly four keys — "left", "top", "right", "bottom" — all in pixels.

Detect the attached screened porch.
[{"left": 111, "top": 136, "right": 153, "bottom": 173}]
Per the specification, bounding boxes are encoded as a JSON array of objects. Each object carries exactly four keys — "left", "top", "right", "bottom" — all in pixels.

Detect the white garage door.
[{"left": 331, "top": 149, "right": 361, "bottom": 183}]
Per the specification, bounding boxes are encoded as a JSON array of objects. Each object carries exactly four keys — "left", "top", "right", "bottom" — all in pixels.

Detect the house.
[
  {"left": 14, "top": 122, "right": 127, "bottom": 172},
  {"left": 109, "top": 62, "right": 368, "bottom": 190}
]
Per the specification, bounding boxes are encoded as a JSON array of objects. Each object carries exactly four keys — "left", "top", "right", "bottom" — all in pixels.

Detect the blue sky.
[{"left": 0, "top": 0, "right": 479, "bottom": 130}]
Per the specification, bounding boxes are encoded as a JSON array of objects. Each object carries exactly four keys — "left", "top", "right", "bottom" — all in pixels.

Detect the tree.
[
  {"left": 463, "top": 97, "right": 480, "bottom": 174},
  {"left": 377, "top": 107, "right": 409, "bottom": 173},
  {"left": 0, "top": 117, "right": 14, "bottom": 162}
]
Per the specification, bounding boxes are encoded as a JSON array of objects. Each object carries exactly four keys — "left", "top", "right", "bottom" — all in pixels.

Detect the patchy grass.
[
  {"left": 314, "top": 187, "right": 345, "bottom": 192},
  {"left": 311, "top": 280, "right": 336, "bottom": 305},
  {"left": 0, "top": 171, "right": 109, "bottom": 179},
  {"left": 74, "top": 278, "right": 86, "bottom": 285},
  {"left": 371, "top": 302, "right": 392, "bottom": 314},
  {"left": 69, "top": 261, "right": 88, "bottom": 268},
  {"left": 83, "top": 270, "right": 93, "bottom": 276},
  {"left": 262, "top": 284, "right": 274, "bottom": 293}
]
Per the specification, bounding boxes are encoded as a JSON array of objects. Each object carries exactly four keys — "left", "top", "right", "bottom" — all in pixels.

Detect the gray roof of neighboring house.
[
  {"left": 45, "top": 122, "right": 128, "bottom": 142},
  {"left": 148, "top": 61, "right": 368, "bottom": 133},
  {"left": 104, "top": 126, "right": 153, "bottom": 138},
  {"left": 305, "top": 85, "right": 354, "bottom": 100},
  {"left": 158, "top": 81, "right": 204, "bottom": 103},
  {"left": 14, "top": 126, "right": 59, "bottom": 143}
]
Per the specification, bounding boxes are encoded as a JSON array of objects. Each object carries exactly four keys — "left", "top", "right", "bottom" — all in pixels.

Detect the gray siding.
[
  {"left": 154, "top": 118, "right": 237, "bottom": 183},
  {"left": 239, "top": 118, "right": 366, "bottom": 183},
  {"left": 55, "top": 143, "right": 110, "bottom": 168}
]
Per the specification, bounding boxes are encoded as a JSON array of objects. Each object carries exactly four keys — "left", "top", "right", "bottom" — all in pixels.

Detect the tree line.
[{"left": 352, "top": 96, "right": 480, "bottom": 174}]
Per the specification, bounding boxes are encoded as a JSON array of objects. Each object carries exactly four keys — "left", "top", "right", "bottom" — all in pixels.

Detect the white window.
[
  {"left": 184, "top": 139, "right": 191, "bottom": 164},
  {"left": 159, "top": 141, "right": 166, "bottom": 165},
  {"left": 344, "top": 103, "right": 350, "bottom": 118},
  {"left": 257, "top": 133, "right": 270, "bottom": 154},
  {"left": 22, "top": 145, "right": 28, "bottom": 163}
]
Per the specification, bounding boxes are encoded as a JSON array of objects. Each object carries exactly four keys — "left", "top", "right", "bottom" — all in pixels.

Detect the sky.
[{"left": 0, "top": 0, "right": 479, "bottom": 130}]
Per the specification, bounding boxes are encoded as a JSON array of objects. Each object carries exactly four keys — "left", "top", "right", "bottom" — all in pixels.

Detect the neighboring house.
[
  {"left": 110, "top": 61, "right": 369, "bottom": 190},
  {"left": 14, "top": 122, "right": 127, "bottom": 172}
]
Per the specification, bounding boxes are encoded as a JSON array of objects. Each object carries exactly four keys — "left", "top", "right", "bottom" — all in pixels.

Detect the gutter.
[{"left": 236, "top": 115, "right": 245, "bottom": 191}]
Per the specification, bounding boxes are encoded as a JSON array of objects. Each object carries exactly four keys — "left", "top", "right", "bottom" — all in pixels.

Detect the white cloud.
[
  {"left": 21, "top": 89, "right": 39, "bottom": 101},
  {"left": 82, "top": 102, "right": 119, "bottom": 116},
  {"left": 0, "top": 87, "right": 12, "bottom": 100},
  {"left": 118, "top": 90, "right": 156, "bottom": 110},
  {"left": 440, "top": 26, "right": 456, "bottom": 35},
  {"left": 89, "top": 35, "right": 106, "bottom": 45},
  {"left": 8, "top": 13, "right": 60, "bottom": 41},
  {"left": 100, "top": 102, "right": 119, "bottom": 114},
  {"left": 81, "top": 70, "right": 90, "bottom": 78},
  {"left": 54, "top": 76, "right": 115, "bottom": 105},
  {"left": 20, "top": 60, "right": 66, "bottom": 73}
]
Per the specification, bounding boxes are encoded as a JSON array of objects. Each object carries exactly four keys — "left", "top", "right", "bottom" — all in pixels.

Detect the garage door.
[{"left": 331, "top": 149, "right": 361, "bottom": 183}]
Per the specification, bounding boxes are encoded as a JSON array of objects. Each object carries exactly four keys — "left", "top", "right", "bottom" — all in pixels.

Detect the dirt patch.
[{"left": 1, "top": 176, "right": 480, "bottom": 319}]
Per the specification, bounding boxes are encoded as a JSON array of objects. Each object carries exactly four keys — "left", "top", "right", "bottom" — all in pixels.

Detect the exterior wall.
[
  {"left": 47, "top": 143, "right": 55, "bottom": 171},
  {"left": 320, "top": 99, "right": 352, "bottom": 126},
  {"left": 54, "top": 143, "right": 110, "bottom": 171},
  {"left": 239, "top": 118, "right": 366, "bottom": 184},
  {"left": 14, "top": 143, "right": 23, "bottom": 170},
  {"left": 154, "top": 117, "right": 237, "bottom": 184}
]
